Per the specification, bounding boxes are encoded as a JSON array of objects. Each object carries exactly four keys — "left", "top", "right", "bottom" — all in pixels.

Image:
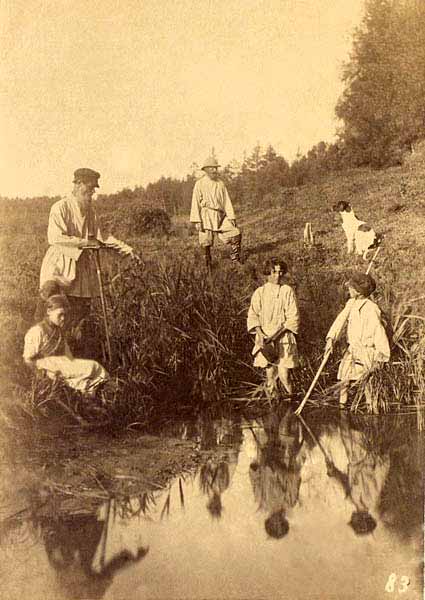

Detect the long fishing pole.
[{"left": 294, "top": 348, "right": 332, "bottom": 416}]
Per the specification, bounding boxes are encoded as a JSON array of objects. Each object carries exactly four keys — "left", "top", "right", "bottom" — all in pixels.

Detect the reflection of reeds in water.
[
  {"left": 350, "top": 412, "right": 425, "bottom": 543},
  {"left": 160, "top": 476, "right": 188, "bottom": 520},
  {"left": 0, "top": 512, "right": 37, "bottom": 549},
  {"left": 117, "top": 492, "right": 157, "bottom": 519}
]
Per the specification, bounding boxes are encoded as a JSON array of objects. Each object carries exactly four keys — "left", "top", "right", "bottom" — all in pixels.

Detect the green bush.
[{"left": 100, "top": 206, "right": 171, "bottom": 238}]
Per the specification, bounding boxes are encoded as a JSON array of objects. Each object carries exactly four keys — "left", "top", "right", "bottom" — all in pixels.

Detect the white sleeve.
[
  {"left": 283, "top": 286, "right": 300, "bottom": 334},
  {"left": 247, "top": 288, "right": 262, "bottom": 333},
  {"left": 23, "top": 326, "right": 43, "bottom": 361},
  {"left": 47, "top": 203, "right": 82, "bottom": 260},
  {"left": 190, "top": 181, "right": 202, "bottom": 223},
  {"left": 326, "top": 300, "right": 354, "bottom": 341}
]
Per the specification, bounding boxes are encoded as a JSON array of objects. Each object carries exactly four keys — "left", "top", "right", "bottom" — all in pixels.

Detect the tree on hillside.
[
  {"left": 336, "top": 0, "right": 425, "bottom": 167},
  {"left": 229, "top": 144, "right": 291, "bottom": 203},
  {"left": 221, "top": 159, "right": 244, "bottom": 202},
  {"left": 256, "top": 151, "right": 290, "bottom": 197},
  {"left": 144, "top": 177, "right": 183, "bottom": 216}
]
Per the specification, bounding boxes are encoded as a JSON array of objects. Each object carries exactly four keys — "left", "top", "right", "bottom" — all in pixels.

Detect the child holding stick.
[{"left": 325, "top": 272, "right": 390, "bottom": 412}]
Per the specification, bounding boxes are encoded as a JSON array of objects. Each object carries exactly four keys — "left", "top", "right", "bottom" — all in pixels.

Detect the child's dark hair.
[
  {"left": 262, "top": 257, "right": 288, "bottom": 276},
  {"left": 265, "top": 509, "right": 289, "bottom": 539},
  {"left": 46, "top": 294, "right": 70, "bottom": 312},
  {"left": 348, "top": 510, "right": 377, "bottom": 535}
]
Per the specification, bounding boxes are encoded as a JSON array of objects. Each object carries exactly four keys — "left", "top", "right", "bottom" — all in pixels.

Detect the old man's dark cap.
[{"left": 73, "top": 168, "right": 100, "bottom": 187}]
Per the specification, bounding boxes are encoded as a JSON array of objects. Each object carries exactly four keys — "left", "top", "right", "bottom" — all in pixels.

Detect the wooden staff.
[{"left": 91, "top": 248, "right": 113, "bottom": 362}]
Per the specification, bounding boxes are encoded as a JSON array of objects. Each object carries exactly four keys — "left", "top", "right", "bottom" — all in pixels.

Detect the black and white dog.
[{"left": 333, "top": 201, "right": 383, "bottom": 260}]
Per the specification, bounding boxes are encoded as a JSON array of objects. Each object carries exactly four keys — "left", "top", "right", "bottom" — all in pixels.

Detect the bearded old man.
[
  {"left": 39, "top": 168, "right": 136, "bottom": 331},
  {"left": 190, "top": 156, "right": 242, "bottom": 268}
]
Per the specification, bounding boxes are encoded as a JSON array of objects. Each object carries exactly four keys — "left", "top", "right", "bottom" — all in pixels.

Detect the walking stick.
[
  {"left": 294, "top": 347, "right": 332, "bottom": 416},
  {"left": 91, "top": 248, "right": 113, "bottom": 362}
]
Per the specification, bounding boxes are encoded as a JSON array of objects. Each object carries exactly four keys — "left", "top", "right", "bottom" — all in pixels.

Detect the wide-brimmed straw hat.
[{"left": 202, "top": 156, "right": 220, "bottom": 170}]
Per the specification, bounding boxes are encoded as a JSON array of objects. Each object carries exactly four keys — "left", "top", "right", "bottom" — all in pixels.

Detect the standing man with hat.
[
  {"left": 190, "top": 156, "right": 242, "bottom": 269},
  {"left": 39, "top": 168, "right": 136, "bottom": 345}
]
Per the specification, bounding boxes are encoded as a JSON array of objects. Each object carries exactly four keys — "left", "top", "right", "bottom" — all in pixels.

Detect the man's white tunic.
[
  {"left": 40, "top": 196, "right": 129, "bottom": 297},
  {"left": 190, "top": 175, "right": 235, "bottom": 231}
]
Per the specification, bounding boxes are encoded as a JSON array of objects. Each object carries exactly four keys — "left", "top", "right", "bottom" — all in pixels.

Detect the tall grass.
[
  {"left": 2, "top": 155, "right": 425, "bottom": 430},
  {"left": 4, "top": 248, "right": 424, "bottom": 430},
  {"left": 105, "top": 259, "right": 252, "bottom": 417}
]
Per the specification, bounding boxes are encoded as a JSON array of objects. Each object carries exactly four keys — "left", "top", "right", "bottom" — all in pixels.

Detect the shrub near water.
[{"left": 105, "top": 259, "right": 252, "bottom": 421}]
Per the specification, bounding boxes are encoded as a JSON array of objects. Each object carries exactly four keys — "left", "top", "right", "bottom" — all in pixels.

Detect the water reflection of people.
[
  {"left": 42, "top": 500, "right": 148, "bottom": 599},
  {"left": 323, "top": 414, "right": 390, "bottom": 536},
  {"left": 249, "top": 406, "right": 305, "bottom": 539},
  {"left": 378, "top": 425, "right": 424, "bottom": 543},
  {"left": 197, "top": 416, "right": 242, "bottom": 519},
  {"left": 199, "top": 460, "right": 231, "bottom": 519}
]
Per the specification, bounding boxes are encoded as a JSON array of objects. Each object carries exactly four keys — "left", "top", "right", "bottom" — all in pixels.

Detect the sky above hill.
[{"left": 0, "top": 0, "right": 364, "bottom": 197}]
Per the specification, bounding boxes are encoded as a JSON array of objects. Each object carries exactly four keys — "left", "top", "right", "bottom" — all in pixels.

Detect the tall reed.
[{"left": 5, "top": 248, "right": 425, "bottom": 429}]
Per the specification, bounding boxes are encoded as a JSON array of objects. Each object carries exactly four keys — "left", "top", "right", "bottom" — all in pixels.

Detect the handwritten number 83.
[{"left": 385, "top": 573, "right": 410, "bottom": 593}]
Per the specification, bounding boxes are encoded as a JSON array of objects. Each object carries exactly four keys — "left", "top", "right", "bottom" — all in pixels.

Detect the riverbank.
[{"left": 1, "top": 160, "right": 425, "bottom": 430}]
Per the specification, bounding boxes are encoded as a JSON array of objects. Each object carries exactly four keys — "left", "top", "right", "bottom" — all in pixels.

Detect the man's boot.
[
  {"left": 204, "top": 246, "right": 212, "bottom": 271},
  {"left": 230, "top": 233, "right": 242, "bottom": 263}
]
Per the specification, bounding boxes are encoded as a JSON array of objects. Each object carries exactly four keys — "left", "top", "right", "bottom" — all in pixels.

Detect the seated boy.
[{"left": 24, "top": 294, "right": 109, "bottom": 395}]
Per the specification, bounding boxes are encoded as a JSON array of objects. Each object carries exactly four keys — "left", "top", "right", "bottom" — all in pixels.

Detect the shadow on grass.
[{"left": 244, "top": 240, "right": 284, "bottom": 258}]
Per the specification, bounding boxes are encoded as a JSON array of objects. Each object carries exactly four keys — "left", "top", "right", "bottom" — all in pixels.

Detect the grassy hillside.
[
  {"left": 1, "top": 157, "right": 424, "bottom": 426},
  {"left": 239, "top": 164, "right": 425, "bottom": 302}
]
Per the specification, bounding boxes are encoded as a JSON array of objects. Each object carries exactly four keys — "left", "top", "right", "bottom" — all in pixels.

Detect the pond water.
[{"left": 0, "top": 407, "right": 423, "bottom": 600}]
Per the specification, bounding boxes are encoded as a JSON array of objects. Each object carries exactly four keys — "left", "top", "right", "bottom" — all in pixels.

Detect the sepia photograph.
[{"left": 0, "top": 1, "right": 424, "bottom": 598}]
